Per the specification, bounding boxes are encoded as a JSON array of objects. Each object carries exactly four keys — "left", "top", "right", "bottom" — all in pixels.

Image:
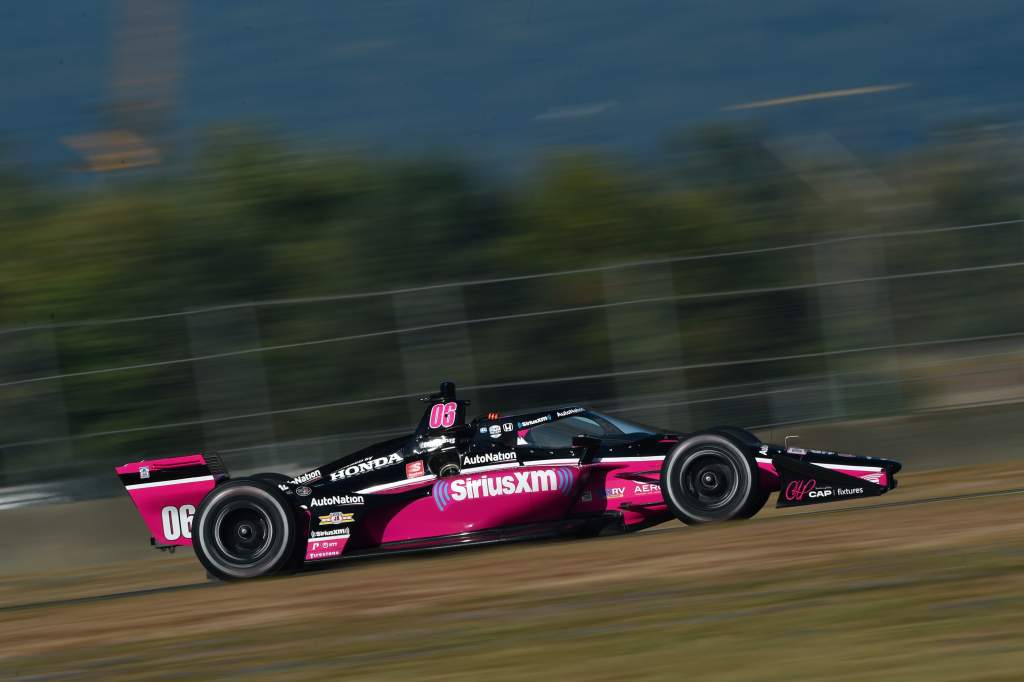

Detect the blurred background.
[
  {"left": 1, "top": 1, "right": 1023, "bottom": 509},
  {"left": 3, "top": 5, "right": 1024, "bottom": 681}
]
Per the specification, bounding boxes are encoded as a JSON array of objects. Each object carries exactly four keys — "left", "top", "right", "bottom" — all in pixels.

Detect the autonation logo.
[
  {"left": 432, "top": 469, "right": 573, "bottom": 511},
  {"left": 462, "top": 451, "right": 517, "bottom": 466}
]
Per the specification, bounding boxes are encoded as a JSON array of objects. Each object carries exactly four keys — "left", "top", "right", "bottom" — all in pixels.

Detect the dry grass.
[{"left": 1, "top": 462, "right": 1023, "bottom": 681}]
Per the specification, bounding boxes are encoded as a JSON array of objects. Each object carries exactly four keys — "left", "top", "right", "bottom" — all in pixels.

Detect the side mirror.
[{"left": 572, "top": 435, "right": 601, "bottom": 464}]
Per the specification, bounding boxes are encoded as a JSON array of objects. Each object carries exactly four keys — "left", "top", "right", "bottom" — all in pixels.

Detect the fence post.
[
  {"left": 601, "top": 264, "right": 689, "bottom": 431},
  {"left": 0, "top": 329, "right": 73, "bottom": 485},
  {"left": 812, "top": 237, "right": 904, "bottom": 421},
  {"left": 770, "top": 133, "right": 904, "bottom": 423},
  {"left": 187, "top": 305, "right": 278, "bottom": 468}
]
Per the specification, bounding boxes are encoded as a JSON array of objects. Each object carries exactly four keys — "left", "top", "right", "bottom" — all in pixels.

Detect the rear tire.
[
  {"left": 193, "top": 479, "right": 298, "bottom": 581},
  {"left": 661, "top": 433, "right": 763, "bottom": 524},
  {"left": 249, "top": 472, "right": 308, "bottom": 572},
  {"left": 251, "top": 472, "right": 291, "bottom": 486}
]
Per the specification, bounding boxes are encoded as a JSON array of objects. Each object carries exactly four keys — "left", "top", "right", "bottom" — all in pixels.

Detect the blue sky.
[{"left": 3, "top": 1, "right": 1022, "bottom": 171}]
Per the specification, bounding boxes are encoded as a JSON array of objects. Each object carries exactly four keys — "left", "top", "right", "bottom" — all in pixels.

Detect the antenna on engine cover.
[
  {"left": 421, "top": 380, "right": 457, "bottom": 402},
  {"left": 439, "top": 380, "right": 456, "bottom": 401}
]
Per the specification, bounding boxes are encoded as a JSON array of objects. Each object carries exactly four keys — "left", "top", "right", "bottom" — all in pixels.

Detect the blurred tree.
[{"left": 0, "top": 122, "right": 1021, "bottom": 478}]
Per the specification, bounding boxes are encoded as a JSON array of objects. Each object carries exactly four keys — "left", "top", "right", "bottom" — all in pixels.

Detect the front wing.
[{"left": 763, "top": 446, "right": 900, "bottom": 508}]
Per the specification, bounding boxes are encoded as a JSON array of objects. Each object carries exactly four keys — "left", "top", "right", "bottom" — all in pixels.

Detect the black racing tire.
[
  {"left": 705, "top": 427, "right": 769, "bottom": 518},
  {"left": 251, "top": 472, "right": 291, "bottom": 486},
  {"left": 250, "top": 472, "right": 298, "bottom": 494},
  {"left": 707, "top": 426, "right": 762, "bottom": 449},
  {"left": 248, "top": 472, "right": 308, "bottom": 572},
  {"left": 661, "top": 433, "right": 763, "bottom": 525},
  {"left": 193, "top": 479, "right": 298, "bottom": 581},
  {"left": 736, "top": 482, "right": 770, "bottom": 519}
]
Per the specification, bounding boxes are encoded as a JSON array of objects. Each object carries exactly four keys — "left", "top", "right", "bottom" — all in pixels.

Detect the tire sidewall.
[
  {"left": 194, "top": 480, "right": 297, "bottom": 580},
  {"left": 661, "top": 433, "right": 758, "bottom": 524}
]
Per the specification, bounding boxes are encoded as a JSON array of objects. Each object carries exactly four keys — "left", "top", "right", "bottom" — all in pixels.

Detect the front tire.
[
  {"left": 193, "top": 479, "right": 298, "bottom": 581},
  {"left": 661, "top": 433, "right": 763, "bottom": 524}
]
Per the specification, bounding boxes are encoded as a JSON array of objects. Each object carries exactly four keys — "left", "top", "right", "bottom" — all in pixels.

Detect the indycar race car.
[{"left": 116, "top": 382, "right": 901, "bottom": 580}]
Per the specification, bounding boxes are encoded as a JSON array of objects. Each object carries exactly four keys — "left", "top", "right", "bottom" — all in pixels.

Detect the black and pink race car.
[{"left": 116, "top": 382, "right": 901, "bottom": 580}]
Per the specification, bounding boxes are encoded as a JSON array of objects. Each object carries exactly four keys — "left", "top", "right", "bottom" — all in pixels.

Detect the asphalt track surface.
[{"left": 5, "top": 482, "right": 1022, "bottom": 615}]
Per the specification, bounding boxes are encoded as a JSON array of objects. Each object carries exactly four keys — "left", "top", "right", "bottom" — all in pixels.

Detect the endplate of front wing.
[{"left": 773, "top": 456, "right": 888, "bottom": 508}]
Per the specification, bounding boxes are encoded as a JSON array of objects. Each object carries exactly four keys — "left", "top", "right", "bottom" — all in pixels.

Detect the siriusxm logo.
[
  {"left": 432, "top": 468, "right": 573, "bottom": 511},
  {"left": 463, "top": 451, "right": 517, "bottom": 466},
  {"left": 310, "top": 495, "right": 364, "bottom": 507},
  {"left": 310, "top": 528, "right": 350, "bottom": 539},
  {"left": 330, "top": 453, "right": 402, "bottom": 481},
  {"left": 518, "top": 415, "right": 550, "bottom": 428}
]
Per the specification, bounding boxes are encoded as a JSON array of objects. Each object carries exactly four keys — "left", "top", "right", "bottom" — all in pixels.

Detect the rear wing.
[{"left": 115, "top": 453, "right": 228, "bottom": 547}]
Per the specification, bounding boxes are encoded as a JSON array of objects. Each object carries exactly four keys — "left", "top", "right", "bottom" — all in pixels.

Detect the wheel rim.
[
  {"left": 678, "top": 448, "right": 740, "bottom": 512},
  {"left": 212, "top": 500, "right": 274, "bottom": 566}
]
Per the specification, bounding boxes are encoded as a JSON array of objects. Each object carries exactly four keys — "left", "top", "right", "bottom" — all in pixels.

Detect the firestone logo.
[
  {"left": 433, "top": 469, "right": 573, "bottom": 511},
  {"left": 330, "top": 453, "right": 402, "bottom": 481},
  {"left": 306, "top": 537, "right": 345, "bottom": 560}
]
